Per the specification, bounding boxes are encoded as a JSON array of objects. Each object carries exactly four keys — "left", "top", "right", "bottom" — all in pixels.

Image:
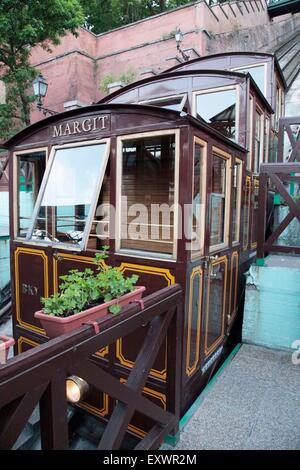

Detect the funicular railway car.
[{"left": 2, "top": 52, "right": 282, "bottom": 439}]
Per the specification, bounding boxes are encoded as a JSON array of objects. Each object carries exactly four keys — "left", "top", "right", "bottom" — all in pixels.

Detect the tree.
[
  {"left": 81, "top": 0, "right": 195, "bottom": 35},
  {"left": 0, "top": 0, "right": 84, "bottom": 139}
]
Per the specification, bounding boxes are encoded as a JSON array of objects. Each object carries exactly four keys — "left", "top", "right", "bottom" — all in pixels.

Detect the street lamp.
[
  {"left": 175, "top": 29, "right": 190, "bottom": 62},
  {"left": 32, "top": 73, "right": 57, "bottom": 116}
]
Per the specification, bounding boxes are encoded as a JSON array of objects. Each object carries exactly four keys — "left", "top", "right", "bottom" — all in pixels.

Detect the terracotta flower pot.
[
  {"left": 34, "top": 286, "right": 146, "bottom": 338},
  {"left": 0, "top": 335, "right": 15, "bottom": 364}
]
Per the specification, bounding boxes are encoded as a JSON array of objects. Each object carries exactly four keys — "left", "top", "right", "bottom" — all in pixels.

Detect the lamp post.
[
  {"left": 175, "top": 29, "right": 190, "bottom": 62},
  {"left": 32, "top": 74, "right": 57, "bottom": 116}
]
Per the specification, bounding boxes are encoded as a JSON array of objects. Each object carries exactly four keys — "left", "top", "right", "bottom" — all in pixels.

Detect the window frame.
[
  {"left": 116, "top": 129, "right": 180, "bottom": 261},
  {"left": 191, "top": 136, "right": 207, "bottom": 259},
  {"left": 25, "top": 138, "right": 110, "bottom": 251},
  {"left": 232, "top": 158, "right": 243, "bottom": 246},
  {"left": 231, "top": 62, "right": 267, "bottom": 97},
  {"left": 192, "top": 85, "right": 240, "bottom": 143},
  {"left": 243, "top": 175, "right": 251, "bottom": 251},
  {"left": 138, "top": 94, "right": 187, "bottom": 112},
  {"left": 209, "top": 147, "right": 232, "bottom": 253},
  {"left": 248, "top": 94, "right": 254, "bottom": 170},
  {"left": 254, "top": 105, "right": 264, "bottom": 174},
  {"left": 13, "top": 147, "right": 48, "bottom": 240}
]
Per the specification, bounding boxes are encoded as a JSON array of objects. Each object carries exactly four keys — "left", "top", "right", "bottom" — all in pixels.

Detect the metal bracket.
[{"left": 82, "top": 321, "right": 100, "bottom": 334}]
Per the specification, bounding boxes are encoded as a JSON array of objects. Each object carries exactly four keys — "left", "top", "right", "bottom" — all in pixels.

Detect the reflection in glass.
[
  {"left": 141, "top": 96, "right": 185, "bottom": 111},
  {"left": 206, "top": 261, "right": 225, "bottom": 352},
  {"left": 121, "top": 134, "right": 175, "bottom": 255},
  {"left": 254, "top": 110, "right": 263, "bottom": 173},
  {"left": 196, "top": 88, "right": 236, "bottom": 140},
  {"left": 236, "top": 65, "right": 265, "bottom": 95},
  {"left": 210, "top": 154, "right": 227, "bottom": 247},
  {"left": 17, "top": 152, "right": 46, "bottom": 238},
  {"left": 232, "top": 161, "right": 242, "bottom": 243},
  {"left": 30, "top": 143, "right": 108, "bottom": 246}
]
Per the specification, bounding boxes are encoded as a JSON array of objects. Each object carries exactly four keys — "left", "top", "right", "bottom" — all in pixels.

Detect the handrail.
[
  {"left": 0, "top": 284, "right": 183, "bottom": 450},
  {"left": 257, "top": 162, "right": 300, "bottom": 260},
  {"left": 278, "top": 116, "right": 300, "bottom": 163}
]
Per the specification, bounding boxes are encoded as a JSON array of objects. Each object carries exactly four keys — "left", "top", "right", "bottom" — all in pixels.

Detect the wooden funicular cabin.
[{"left": 1, "top": 52, "right": 284, "bottom": 440}]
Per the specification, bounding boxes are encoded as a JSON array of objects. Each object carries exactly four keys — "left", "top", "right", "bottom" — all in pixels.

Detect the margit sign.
[{"left": 52, "top": 115, "right": 109, "bottom": 138}]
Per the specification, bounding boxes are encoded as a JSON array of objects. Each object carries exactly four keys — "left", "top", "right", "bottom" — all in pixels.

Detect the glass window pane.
[
  {"left": 206, "top": 260, "right": 226, "bottom": 353},
  {"left": 30, "top": 143, "right": 108, "bottom": 247},
  {"left": 121, "top": 134, "right": 176, "bottom": 255},
  {"left": 192, "top": 142, "right": 205, "bottom": 254},
  {"left": 254, "top": 110, "right": 263, "bottom": 173},
  {"left": 236, "top": 65, "right": 265, "bottom": 95},
  {"left": 232, "top": 161, "right": 242, "bottom": 243},
  {"left": 16, "top": 152, "right": 46, "bottom": 238},
  {"left": 210, "top": 154, "right": 227, "bottom": 247},
  {"left": 243, "top": 177, "right": 251, "bottom": 249},
  {"left": 196, "top": 89, "right": 237, "bottom": 141},
  {"left": 141, "top": 96, "right": 184, "bottom": 111}
]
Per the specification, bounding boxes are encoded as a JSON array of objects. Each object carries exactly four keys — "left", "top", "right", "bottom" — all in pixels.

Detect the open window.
[
  {"left": 194, "top": 87, "right": 238, "bottom": 141},
  {"left": 232, "top": 63, "right": 266, "bottom": 96},
  {"left": 191, "top": 137, "right": 207, "bottom": 258},
  {"left": 27, "top": 140, "right": 110, "bottom": 250},
  {"left": 232, "top": 159, "right": 243, "bottom": 244},
  {"left": 14, "top": 149, "right": 47, "bottom": 238},
  {"left": 209, "top": 149, "right": 231, "bottom": 251},
  {"left": 139, "top": 94, "right": 187, "bottom": 112},
  {"left": 117, "top": 130, "right": 179, "bottom": 259}
]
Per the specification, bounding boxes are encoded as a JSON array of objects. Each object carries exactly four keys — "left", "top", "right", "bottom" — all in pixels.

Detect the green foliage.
[
  {"left": 41, "top": 247, "right": 139, "bottom": 316},
  {"left": 100, "top": 68, "right": 136, "bottom": 92},
  {"left": 0, "top": 0, "right": 84, "bottom": 139},
  {"left": 81, "top": 0, "right": 195, "bottom": 35}
]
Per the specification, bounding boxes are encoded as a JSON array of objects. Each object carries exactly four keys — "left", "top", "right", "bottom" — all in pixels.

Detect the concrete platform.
[{"left": 164, "top": 344, "right": 300, "bottom": 450}]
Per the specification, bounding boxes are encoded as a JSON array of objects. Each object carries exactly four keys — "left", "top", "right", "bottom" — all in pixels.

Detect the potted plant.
[
  {"left": 0, "top": 335, "right": 15, "bottom": 364},
  {"left": 34, "top": 247, "right": 145, "bottom": 338}
]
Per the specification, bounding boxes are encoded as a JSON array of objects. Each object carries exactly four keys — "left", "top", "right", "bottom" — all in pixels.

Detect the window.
[
  {"left": 248, "top": 95, "right": 254, "bottom": 170},
  {"left": 264, "top": 116, "right": 270, "bottom": 163},
  {"left": 251, "top": 179, "right": 259, "bottom": 248},
  {"left": 232, "top": 159, "right": 242, "bottom": 244},
  {"left": 275, "top": 82, "right": 284, "bottom": 130},
  {"left": 117, "top": 131, "right": 179, "bottom": 258},
  {"left": 243, "top": 176, "right": 251, "bottom": 250},
  {"left": 209, "top": 151, "right": 230, "bottom": 249},
  {"left": 87, "top": 161, "right": 110, "bottom": 251},
  {"left": 15, "top": 150, "right": 46, "bottom": 238},
  {"left": 139, "top": 95, "right": 186, "bottom": 112},
  {"left": 191, "top": 138, "right": 206, "bottom": 257},
  {"left": 195, "top": 87, "right": 237, "bottom": 141},
  {"left": 233, "top": 64, "right": 266, "bottom": 96},
  {"left": 254, "top": 108, "right": 264, "bottom": 173},
  {"left": 28, "top": 141, "right": 110, "bottom": 249}
]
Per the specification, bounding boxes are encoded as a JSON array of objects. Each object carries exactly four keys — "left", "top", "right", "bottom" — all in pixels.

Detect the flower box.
[
  {"left": 0, "top": 335, "right": 15, "bottom": 364},
  {"left": 34, "top": 286, "right": 146, "bottom": 338}
]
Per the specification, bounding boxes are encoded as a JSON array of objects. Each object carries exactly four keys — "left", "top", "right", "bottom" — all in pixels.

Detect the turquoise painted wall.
[
  {"left": 243, "top": 264, "right": 300, "bottom": 351},
  {"left": 0, "top": 192, "right": 9, "bottom": 232},
  {"left": 0, "top": 237, "right": 10, "bottom": 289}
]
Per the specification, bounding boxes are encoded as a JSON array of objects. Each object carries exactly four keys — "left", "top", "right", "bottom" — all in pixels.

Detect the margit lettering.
[{"left": 52, "top": 115, "right": 109, "bottom": 138}]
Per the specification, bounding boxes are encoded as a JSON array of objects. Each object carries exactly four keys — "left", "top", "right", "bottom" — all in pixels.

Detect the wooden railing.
[
  {"left": 278, "top": 116, "right": 300, "bottom": 163},
  {"left": 0, "top": 285, "right": 183, "bottom": 450},
  {"left": 257, "top": 162, "right": 300, "bottom": 258}
]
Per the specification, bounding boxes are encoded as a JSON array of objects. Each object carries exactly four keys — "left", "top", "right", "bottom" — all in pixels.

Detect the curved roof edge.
[
  {"left": 98, "top": 68, "right": 273, "bottom": 115},
  {"left": 163, "top": 51, "right": 287, "bottom": 89},
  {"left": 1, "top": 103, "right": 246, "bottom": 154}
]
